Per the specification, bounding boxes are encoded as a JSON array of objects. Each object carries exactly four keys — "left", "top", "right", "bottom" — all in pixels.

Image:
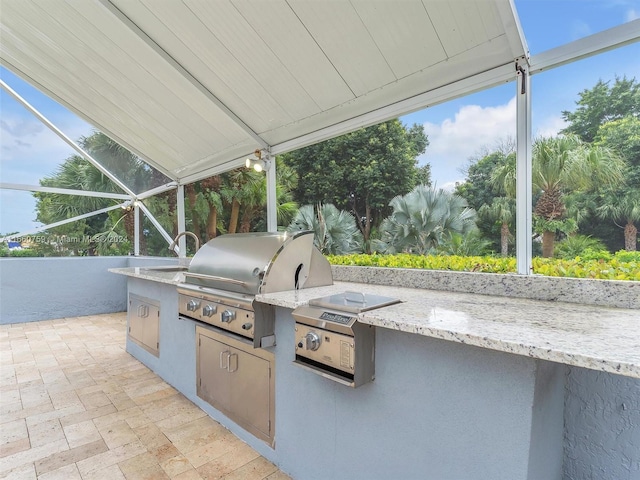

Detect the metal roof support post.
[
  {"left": 265, "top": 153, "right": 277, "bottom": 233},
  {"left": 176, "top": 185, "right": 186, "bottom": 256},
  {"left": 515, "top": 61, "right": 532, "bottom": 275},
  {"left": 134, "top": 203, "right": 140, "bottom": 256}
]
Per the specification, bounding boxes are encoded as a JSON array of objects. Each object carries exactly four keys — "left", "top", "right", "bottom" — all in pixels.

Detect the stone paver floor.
[{"left": 0, "top": 313, "right": 290, "bottom": 480}]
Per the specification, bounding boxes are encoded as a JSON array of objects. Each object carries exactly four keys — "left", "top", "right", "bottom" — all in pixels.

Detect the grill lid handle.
[{"left": 183, "top": 272, "right": 247, "bottom": 287}]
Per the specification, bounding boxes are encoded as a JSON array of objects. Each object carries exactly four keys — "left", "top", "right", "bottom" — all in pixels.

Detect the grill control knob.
[
  {"left": 299, "top": 331, "right": 321, "bottom": 351},
  {"left": 186, "top": 300, "right": 200, "bottom": 312},
  {"left": 221, "top": 310, "right": 236, "bottom": 323},
  {"left": 202, "top": 305, "right": 217, "bottom": 317}
]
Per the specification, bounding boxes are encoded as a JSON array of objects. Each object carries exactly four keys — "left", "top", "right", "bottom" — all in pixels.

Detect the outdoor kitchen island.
[{"left": 109, "top": 266, "right": 640, "bottom": 480}]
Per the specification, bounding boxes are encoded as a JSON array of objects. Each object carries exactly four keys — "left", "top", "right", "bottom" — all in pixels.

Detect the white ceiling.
[{"left": 0, "top": 0, "right": 528, "bottom": 183}]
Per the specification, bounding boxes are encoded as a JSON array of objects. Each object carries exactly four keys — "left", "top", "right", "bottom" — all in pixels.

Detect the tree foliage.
[
  {"left": 372, "top": 186, "right": 477, "bottom": 255},
  {"left": 287, "top": 204, "right": 363, "bottom": 255},
  {"left": 281, "top": 119, "right": 428, "bottom": 244},
  {"left": 561, "top": 76, "right": 640, "bottom": 143}
]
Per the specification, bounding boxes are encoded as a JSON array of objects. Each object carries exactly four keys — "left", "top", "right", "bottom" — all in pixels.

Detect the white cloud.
[
  {"left": 418, "top": 97, "right": 516, "bottom": 186},
  {"left": 626, "top": 8, "right": 639, "bottom": 21},
  {"left": 534, "top": 114, "right": 567, "bottom": 139}
]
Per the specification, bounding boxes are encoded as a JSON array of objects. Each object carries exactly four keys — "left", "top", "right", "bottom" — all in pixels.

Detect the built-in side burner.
[{"left": 292, "top": 291, "right": 401, "bottom": 387}]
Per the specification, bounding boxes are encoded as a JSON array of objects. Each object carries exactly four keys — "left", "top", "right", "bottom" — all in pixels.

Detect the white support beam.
[
  {"left": 265, "top": 155, "right": 277, "bottom": 232},
  {"left": 134, "top": 203, "right": 140, "bottom": 256},
  {"left": 529, "top": 19, "right": 640, "bottom": 74},
  {"left": 0, "top": 78, "right": 137, "bottom": 198},
  {"left": 515, "top": 61, "right": 532, "bottom": 275},
  {"left": 1, "top": 202, "right": 127, "bottom": 241},
  {"left": 0, "top": 183, "right": 131, "bottom": 200},
  {"left": 0, "top": 58, "right": 178, "bottom": 182},
  {"left": 176, "top": 185, "right": 187, "bottom": 256},
  {"left": 137, "top": 201, "right": 175, "bottom": 250},
  {"left": 271, "top": 63, "right": 516, "bottom": 157},
  {"left": 136, "top": 182, "right": 178, "bottom": 201},
  {"left": 99, "top": 0, "right": 269, "bottom": 150}
]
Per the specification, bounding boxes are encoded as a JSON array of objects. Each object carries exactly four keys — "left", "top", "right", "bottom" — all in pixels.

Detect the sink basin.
[{"left": 140, "top": 265, "right": 189, "bottom": 272}]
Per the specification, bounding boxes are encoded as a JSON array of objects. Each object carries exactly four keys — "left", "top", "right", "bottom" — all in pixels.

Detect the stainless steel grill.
[
  {"left": 292, "top": 291, "right": 401, "bottom": 387},
  {"left": 178, "top": 231, "right": 332, "bottom": 348}
]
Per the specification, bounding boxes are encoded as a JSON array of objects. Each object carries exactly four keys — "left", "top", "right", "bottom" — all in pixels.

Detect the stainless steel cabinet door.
[
  {"left": 197, "top": 333, "right": 231, "bottom": 413},
  {"left": 228, "top": 347, "right": 271, "bottom": 437}
]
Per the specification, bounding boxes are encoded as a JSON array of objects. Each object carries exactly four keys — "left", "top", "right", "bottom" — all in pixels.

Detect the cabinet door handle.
[
  {"left": 220, "top": 350, "right": 230, "bottom": 369},
  {"left": 228, "top": 353, "right": 238, "bottom": 373}
]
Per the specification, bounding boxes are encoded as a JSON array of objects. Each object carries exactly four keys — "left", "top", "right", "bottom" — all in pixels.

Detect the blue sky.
[{"left": 1, "top": 0, "right": 639, "bottom": 234}]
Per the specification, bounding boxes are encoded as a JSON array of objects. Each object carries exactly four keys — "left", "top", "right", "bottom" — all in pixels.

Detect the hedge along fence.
[{"left": 327, "top": 251, "right": 640, "bottom": 281}]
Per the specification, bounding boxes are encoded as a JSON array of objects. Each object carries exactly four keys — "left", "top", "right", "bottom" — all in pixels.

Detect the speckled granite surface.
[
  {"left": 257, "top": 281, "right": 640, "bottom": 379},
  {"left": 332, "top": 266, "right": 640, "bottom": 309},
  {"left": 109, "top": 267, "right": 186, "bottom": 285},
  {"left": 111, "top": 266, "right": 640, "bottom": 378}
]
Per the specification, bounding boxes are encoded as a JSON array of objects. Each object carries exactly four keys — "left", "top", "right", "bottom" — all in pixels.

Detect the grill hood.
[{"left": 184, "top": 231, "right": 332, "bottom": 295}]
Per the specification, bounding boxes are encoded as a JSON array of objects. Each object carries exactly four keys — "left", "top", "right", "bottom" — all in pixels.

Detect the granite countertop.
[
  {"left": 258, "top": 283, "right": 640, "bottom": 379},
  {"left": 111, "top": 266, "right": 640, "bottom": 379},
  {"left": 109, "top": 266, "right": 187, "bottom": 285}
]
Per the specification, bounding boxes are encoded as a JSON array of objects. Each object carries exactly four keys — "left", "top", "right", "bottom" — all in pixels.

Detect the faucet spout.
[{"left": 169, "top": 231, "right": 200, "bottom": 255}]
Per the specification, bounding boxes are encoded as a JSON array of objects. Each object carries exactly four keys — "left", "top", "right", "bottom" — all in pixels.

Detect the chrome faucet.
[{"left": 169, "top": 231, "right": 200, "bottom": 254}]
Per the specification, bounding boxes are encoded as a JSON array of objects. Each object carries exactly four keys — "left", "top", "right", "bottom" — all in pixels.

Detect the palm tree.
[
  {"left": 373, "top": 186, "right": 477, "bottom": 255},
  {"left": 493, "top": 135, "right": 625, "bottom": 257},
  {"left": 597, "top": 191, "right": 640, "bottom": 251},
  {"left": 287, "top": 204, "right": 363, "bottom": 255},
  {"left": 479, "top": 197, "right": 515, "bottom": 257}
]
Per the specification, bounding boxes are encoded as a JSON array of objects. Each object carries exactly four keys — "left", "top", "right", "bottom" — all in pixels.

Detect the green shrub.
[
  {"left": 554, "top": 235, "right": 607, "bottom": 259},
  {"left": 327, "top": 253, "right": 640, "bottom": 281},
  {"left": 9, "top": 249, "right": 42, "bottom": 257}
]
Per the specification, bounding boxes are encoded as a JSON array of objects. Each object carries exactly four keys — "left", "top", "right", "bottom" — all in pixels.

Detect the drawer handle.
[
  {"left": 228, "top": 353, "right": 238, "bottom": 373},
  {"left": 220, "top": 350, "right": 230, "bottom": 370}
]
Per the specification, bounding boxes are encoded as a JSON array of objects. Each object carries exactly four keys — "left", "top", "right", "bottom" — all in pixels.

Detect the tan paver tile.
[
  {"left": 26, "top": 418, "right": 65, "bottom": 448},
  {"left": 80, "top": 463, "right": 126, "bottom": 480},
  {"left": 160, "top": 454, "right": 192, "bottom": 478},
  {"left": 59, "top": 404, "right": 116, "bottom": 428},
  {"left": 164, "top": 416, "right": 225, "bottom": 444},
  {"left": 173, "top": 467, "right": 203, "bottom": 480},
  {"left": 155, "top": 408, "right": 208, "bottom": 432},
  {"left": 96, "top": 420, "right": 138, "bottom": 449},
  {"left": 149, "top": 443, "right": 181, "bottom": 464},
  {"left": 35, "top": 439, "right": 108, "bottom": 476},
  {"left": 49, "top": 389, "right": 83, "bottom": 410},
  {"left": 63, "top": 419, "right": 102, "bottom": 449},
  {"left": 0, "top": 418, "right": 28, "bottom": 444},
  {"left": 0, "top": 388, "right": 21, "bottom": 405},
  {"left": 0, "top": 438, "right": 31, "bottom": 459},
  {"left": 118, "top": 451, "right": 170, "bottom": 480},
  {"left": 0, "top": 461, "right": 36, "bottom": 480},
  {"left": 133, "top": 423, "right": 171, "bottom": 450},
  {"left": 92, "top": 406, "right": 144, "bottom": 430},
  {"left": 219, "top": 456, "right": 279, "bottom": 480},
  {"left": 24, "top": 404, "right": 84, "bottom": 428},
  {"left": 78, "top": 391, "right": 112, "bottom": 410},
  {"left": 36, "top": 463, "right": 82, "bottom": 480},
  {"left": 1, "top": 315, "right": 288, "bottom": 480},
  {"left": 184, "top": 435, "right": 240, "bottom": 469},
  {"left": 196, "top": 442, "right": 260, "bottom": 480},
  {"left": 76, "top": 440, "right": 146, "bottom": 477},
  {"left": 0, "top": 438, "right": 68, "bottom": 477},
  {"left": 124, "top": 413, "right": 152, "bottom": 429},
  {"left": 265, "top": 471, "right": 293, "bottom": 480}
]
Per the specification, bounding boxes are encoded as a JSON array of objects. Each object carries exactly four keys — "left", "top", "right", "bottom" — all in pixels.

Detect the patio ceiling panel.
[{"left": 0, "top": 0, "right": 527, "bottom": 184}]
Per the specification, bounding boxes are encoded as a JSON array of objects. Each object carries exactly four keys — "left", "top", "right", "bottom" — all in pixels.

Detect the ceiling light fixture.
[{"left": 245, "top": 149, "right": 270, "bottom": 172}]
